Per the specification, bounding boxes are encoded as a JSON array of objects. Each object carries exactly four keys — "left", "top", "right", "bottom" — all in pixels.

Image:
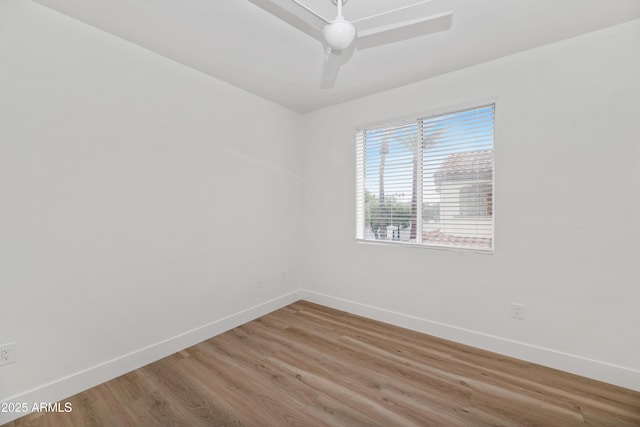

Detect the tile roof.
[
  {"left": 434, "top": 149, "right": 493, "bottom": 185},
  {"left": 423, "top": 229, "right": 492, "bottom": 250}
]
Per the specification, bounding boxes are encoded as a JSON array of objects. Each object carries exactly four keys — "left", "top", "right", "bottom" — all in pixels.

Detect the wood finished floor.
[{"left": 6, "top": 301, "right": 640, "bottom": 427}]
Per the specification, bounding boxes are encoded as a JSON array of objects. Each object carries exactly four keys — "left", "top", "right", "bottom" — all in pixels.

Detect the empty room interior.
[{"left": 1, "top": 0, "right": 640, "bottom": 425}]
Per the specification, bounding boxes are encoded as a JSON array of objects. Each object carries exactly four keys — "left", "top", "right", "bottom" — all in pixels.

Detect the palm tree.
[
  {"left": 406, "top": 128, "right": 442, "bottom": 241},
  {"left": 376, "top": 127, "right": 441, "bottom": 241}
]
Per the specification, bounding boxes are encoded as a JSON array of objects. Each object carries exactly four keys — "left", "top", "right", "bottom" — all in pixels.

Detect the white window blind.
[{"left": 356, "top": 104, "right": 494, "bottom": 252}]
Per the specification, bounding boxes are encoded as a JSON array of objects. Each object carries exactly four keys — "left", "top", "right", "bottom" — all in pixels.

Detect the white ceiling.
[{"left": 33, "top": 0, "right": 640, "bottom": 112}]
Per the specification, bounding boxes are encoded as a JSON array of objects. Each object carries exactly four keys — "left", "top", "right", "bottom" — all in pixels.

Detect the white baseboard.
[
  {"left": 0, "top": 290, "right": 302, "bottom": 426},
  {"left": 299, "top": 290, "right": 640, "bottom": 392}
]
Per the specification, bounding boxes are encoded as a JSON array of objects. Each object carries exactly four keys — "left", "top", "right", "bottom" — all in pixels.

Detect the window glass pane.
[
  {"left": 363, "top": 123, "right": 418, "bottom": 242},
  {"left": 423, "top": 106, "right": 494, "bottom": 250}
]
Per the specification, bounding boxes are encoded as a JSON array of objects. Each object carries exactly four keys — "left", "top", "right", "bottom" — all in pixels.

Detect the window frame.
[{"left": 355, "top": 99, "right": 496, "bottom": 254}]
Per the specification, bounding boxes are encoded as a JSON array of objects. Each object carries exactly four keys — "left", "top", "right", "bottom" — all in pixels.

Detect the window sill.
[{"left": 356, "top": 239, "right": 494, "bottom": 255}]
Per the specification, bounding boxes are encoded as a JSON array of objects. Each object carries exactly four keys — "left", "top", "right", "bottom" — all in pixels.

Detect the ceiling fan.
[{"left": 248, "top": 0, "right": 454, "bottom": 88}]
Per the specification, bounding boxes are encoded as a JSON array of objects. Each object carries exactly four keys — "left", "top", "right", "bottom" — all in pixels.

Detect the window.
[{"left": 356, "top": 104, "right": 494, "bottom": 252}]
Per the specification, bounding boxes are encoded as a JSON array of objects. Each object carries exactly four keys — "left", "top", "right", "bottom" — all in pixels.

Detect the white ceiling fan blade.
[
  {"left": 320, "top": 47, "right": 342, "bottom": 89},
  {"left": 247, "top": 0, "right": 329, "bottom": 41},
  {"left": 353, "top": 0, "right": 453, "bottom": 33},
  {"left": 356, "top": 12, "right": 452, "bottom": 50}
]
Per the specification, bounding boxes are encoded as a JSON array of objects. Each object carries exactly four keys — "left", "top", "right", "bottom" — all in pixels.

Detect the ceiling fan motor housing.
[{"left": 323, "top": 19, "right": 357, "bottom": 51}]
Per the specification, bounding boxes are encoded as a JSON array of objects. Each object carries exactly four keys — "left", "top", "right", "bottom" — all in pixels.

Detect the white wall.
[
  {"left": 0, "top": 0, "right": 302, "bottom": 413},
  {"left": 301, "top": 19, "right": 640, "bottom": 390}
]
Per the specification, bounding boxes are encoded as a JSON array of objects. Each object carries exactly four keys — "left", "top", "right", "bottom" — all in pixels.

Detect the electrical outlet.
[
  {"left": 0, "top": 343, "right": 16, "bottom": 366},
  {"left": 511, "top": 303, "right": 524, "bottom": 319}
]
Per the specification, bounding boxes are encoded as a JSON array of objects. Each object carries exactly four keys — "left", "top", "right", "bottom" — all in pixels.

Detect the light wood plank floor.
[{"left": 6, "top": 301, "right": 640, "bottom": 426}]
